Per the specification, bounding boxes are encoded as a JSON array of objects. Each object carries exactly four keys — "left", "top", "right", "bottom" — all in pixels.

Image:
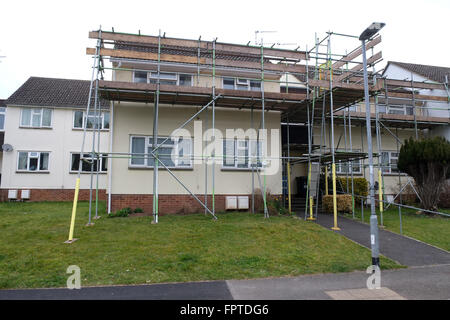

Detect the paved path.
[
  {"left": 311, "top": 213, "right": 450, "bottom": 266},
  {"left": 0, "top": 264, "right": 448, "bottom": 300}
]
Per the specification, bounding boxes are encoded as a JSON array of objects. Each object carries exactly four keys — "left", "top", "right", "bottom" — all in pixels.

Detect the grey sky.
[{"left": 1, "top": 0, "right": 449, "bottom": 99}]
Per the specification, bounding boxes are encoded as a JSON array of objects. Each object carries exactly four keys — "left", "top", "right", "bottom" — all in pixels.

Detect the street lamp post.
[{"left": 360, "top": 22, "right": 385, "bottom": 267}]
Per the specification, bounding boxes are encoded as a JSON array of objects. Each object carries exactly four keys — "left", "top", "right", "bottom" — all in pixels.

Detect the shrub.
[
  {"left": 133, "top": 207, "right": 143, "bottom": 213},
  {"left": 108, "top": 208, "right": 131, "bottom": 218},
  {"left": 398, "top": 136, "right": 450, "bottom": 211},
  {"left": 322, "top": 194, "right": 353, "bottom": 213},
  {"left": 337, "top": 177, "right": 368, "bottom": 198},
  {"left": 267, "top": 194, "right": 289, "bottom": 215}
]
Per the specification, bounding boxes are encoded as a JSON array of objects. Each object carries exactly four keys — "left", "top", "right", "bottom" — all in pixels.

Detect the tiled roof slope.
[
  {"left": 115, "top": 41, "right": 272, "bottom": 64},
  {"left": 389, "top": 61, "right": 450, "bottom": 84},
  {"left": 6, "top": 77, "right": 110, "bottom": 109}
]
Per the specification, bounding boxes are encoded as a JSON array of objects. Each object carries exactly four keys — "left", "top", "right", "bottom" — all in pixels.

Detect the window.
[
  {"left": 381, "top": 151, "right": 399, "bottom": 174},
  {"left": 179, "top": 74, "right": 193, "bottom": 86},
  {"left": 336, "top": 149, "right": 362, "bottom": 174},
  {"left": 134, "top": 71, "right": 148, "bottom": 83},
  {"left": 223, "top": 78, "right": 235, "bottom": 90},
  {"left": 134, "top": 71, "right": 193, "bottom": 86},
  {"left": 17, "top": 151, "right": 49, "bottom": 172},
  {"left": 20, "top": 108, "right": 52, "bottom": 128},
  {"left": 0, "top": 106, "right": 5, "bottom": 131},
  {"left": 73, "top": 110, "right": 110, "bottom": 130},
  {"left": 222, "top": 139, "right": 263, "bottom": 169},
  {"left": 71, "top": 153, "right": 107, "bottom": 172},
  {"left": 378, "top": 104, "right": 413, "bottom": 116},
  {"left": 222, "top": 77, "right": 261, "bottom": 91},
  {"left": 130, "top": 136, "right": 192, "bottom": 168}
]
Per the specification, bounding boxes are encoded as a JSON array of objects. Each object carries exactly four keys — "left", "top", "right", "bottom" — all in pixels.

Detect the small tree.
[{"left": 397, "top": 136, "right": 450, "bottom": 212}]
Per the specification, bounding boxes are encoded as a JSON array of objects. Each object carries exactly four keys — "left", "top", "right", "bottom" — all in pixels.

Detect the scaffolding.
[{"left": 66, "top": 27, "right": 450, "bottom": 243}]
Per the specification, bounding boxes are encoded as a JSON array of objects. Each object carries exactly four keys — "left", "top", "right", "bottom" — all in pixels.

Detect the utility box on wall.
[
  {"left": 225, "top": 196, "right": 237, "bottom": 210},
  {"left": 238, "top": 196, "right": 249, "bottom": 210}
]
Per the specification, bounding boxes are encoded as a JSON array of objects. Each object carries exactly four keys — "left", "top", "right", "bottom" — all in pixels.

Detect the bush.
[
  {"left": 267, "top": 194, "right": 289, "bottom": 215},
  {"left": 337, "top": 177, "right": 368, "bottom": 198},
  {"left": 108, "top": 207, "right": 132, "bottom": 218},
  {"left": 322, "top": 194, "right": 353, "bottom": 213},
  {"left": 133, "top": 207, "right": 143, "bottom": 213}
]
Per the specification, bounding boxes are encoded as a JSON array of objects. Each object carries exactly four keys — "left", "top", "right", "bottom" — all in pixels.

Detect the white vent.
[
  {"left": 21, "top": 190, "right": 31, "bottom": 200},
  {"left": 225, "top": 196, "right": 237, "bottom": 210},
  {"left": 8, "top": 190, "right": 18, "bottom": 200},
  {"left": 238, "top": 196, "right": 249, "bottom": 210}
]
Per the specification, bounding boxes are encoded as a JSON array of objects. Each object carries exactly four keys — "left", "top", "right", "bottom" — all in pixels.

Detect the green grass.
[
  {"left": 343, "top": 206, "right": 450, "bottom": 251},
  {"left": 0, "top": 201, "right": 401, "bottom": 289}
]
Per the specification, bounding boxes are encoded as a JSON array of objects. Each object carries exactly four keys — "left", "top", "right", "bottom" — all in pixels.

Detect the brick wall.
[
  {"left": 0, "top": 189, "right": 107, "bottom": 202},
  {"left": 111, "top": 194, "right": 254, "bottom": 215}
]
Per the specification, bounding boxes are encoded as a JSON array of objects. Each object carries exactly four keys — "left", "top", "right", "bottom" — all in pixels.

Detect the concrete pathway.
[
  {"left": 0, "top": 264, "right": 448, "bottom": 300},
  {"left": 312, "top": 213, "right": 450, "bottom": 267}
]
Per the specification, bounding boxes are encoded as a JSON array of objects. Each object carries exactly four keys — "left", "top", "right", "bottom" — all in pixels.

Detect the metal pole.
[
  {"left": 152, "top": 30, "right": 161, "bottom": 224},
  {"left": 287, "top": 116, "right": 291, "bottom": 214},
  {"left": 251, "top": 106, "right": 255, "bottom": 214},
  {"left": 396, "top": 127, "right": 403, "bottom": 234},
  {"left": 261, "top": 40, "right": 269, "bottom": 218},
  {"left": 411, "top": 73, "right": 418, "bottom": 140},
  {"left": 362, "top": 39, "right": 380, "bottom": 266},
  {"left": 328, "top": 37, "right": 340, "bottom": 231},
  {"left": 349, "top": 109, "right": 355, "bottom": 218},
  {"left": 107, "top": 102, "right": 114, "bottom": 214},
  {"left": 212, "top": 39, "right": 216, "bottom": 216}
]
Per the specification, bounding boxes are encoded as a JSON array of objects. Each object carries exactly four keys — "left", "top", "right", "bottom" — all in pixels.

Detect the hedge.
[{"left": 322, "top": 194, "right": 353, "bottom": 213}]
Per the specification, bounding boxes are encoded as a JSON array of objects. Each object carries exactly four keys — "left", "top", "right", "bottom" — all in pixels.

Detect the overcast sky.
[{"left": 1, "top": 0, "right": 449, "bottom": 99}]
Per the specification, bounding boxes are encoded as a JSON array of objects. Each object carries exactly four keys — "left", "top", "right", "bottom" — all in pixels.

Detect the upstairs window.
[
  {"left": 0, "top": 107, "right": 5, "bottom": 131},
  {"left": 73, "top": 110, "right": 110, "bottom": 130},
  {"left": 133, "top": 71, "right": 193, "bottom": 86},
  {"left": 222, "top": 77, "right": 261, "bottom": 91},
  {"left": 17, "top": 151, "right": 49, "bottom": 172},
  {"left": 20, "top": 108, "right": 52, "bottom": 128},
  {"left": 378, "top": 104, "right": 413, "bottom": 116},
  {"left": 134, "top": 71, "right": 148, "bottom": 83}
]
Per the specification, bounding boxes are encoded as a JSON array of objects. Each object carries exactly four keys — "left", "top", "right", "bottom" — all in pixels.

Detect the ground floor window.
[
  {"left": 71, "top": 153, "right": 108, "bottom": 172},
  {"left": 335, "top": 149, "right": 362, "bottom": 174},
  {"left": 381, "top": 151, "right": 399, "bottom": 174},
  {"left": 222, "top": 139, "right": 263, "bottom": 169},
  {"left": 17, "top": 151, "right": 49, "bottom": 172},
  {"left": 130, "top": 136, "right": 192, "bottom": 168}
]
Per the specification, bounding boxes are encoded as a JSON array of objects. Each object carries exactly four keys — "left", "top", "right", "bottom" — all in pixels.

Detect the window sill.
[
  {"left": 16, "top": 170, "right": 50, "bottom": 174},
  {"left": 128, "top": 166, "right": 194, "bottom": 171},
  {"left": 19, "top": 126, "right": 53, "bottom": 130},
  {"left": 69, "top": 171, "right": 108, "bottom": 174},
  {"left": 72, "top": 128, "right": 109, "bottom": 132},
  {"left": 221, "top": 167, "right": 263, "bottom": 172}
]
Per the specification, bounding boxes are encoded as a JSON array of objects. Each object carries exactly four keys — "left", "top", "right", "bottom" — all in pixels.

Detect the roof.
[
  {"left": 388, "top": 61, "right": 450, "bottom": 84},
  {"left": 115, "top": 41, "right": 272, "bottom": 64},
  {"left": 6, "top": 77, "right": 110, "bottom": 109}
]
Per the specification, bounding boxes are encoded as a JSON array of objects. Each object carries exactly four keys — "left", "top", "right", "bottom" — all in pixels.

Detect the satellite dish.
[{"left": 2, "top": 144, "right": 13, "bottom": 152}]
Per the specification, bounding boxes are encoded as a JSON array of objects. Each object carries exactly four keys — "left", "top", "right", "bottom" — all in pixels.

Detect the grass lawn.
[
  {"left": 343, "top": 206, "right": 450, "bottom": 251},
  {"left": 0, "top": 201, "right": 401, "bottom": 289}
]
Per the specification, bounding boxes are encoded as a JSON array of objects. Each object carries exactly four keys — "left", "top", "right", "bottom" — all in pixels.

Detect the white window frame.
[
  {"left": 16, "top": 151, "right": 50, "bottom": 172},
  {"left": 381, "top": 151, "right": 399, "bottom": 174},
  {"left": 0, "top": 106, "right": 5, "bottom": 131},
  {"left": 336, "top": 149, "right": 362, "bottom": 174},
  {"left": 222, "top": 139, "right": 263, "bottom": 170},
  {"left": 222, "top": 77, "right": 261, "bottom": 91},
  {"left": 20, "top": 107, "right": 52, "bottom": 128},
  {"left": 129, "top": 135, "right": 193, "bottom": 169},
  {"left": 133, "top": 70, "right": 193, "bottom": 86},
  {"left": 70, "top": 152, "right": 108, "bottom": 173},
  {"left": 73, "top": 110, "right": 110, "bottom": 130}
]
